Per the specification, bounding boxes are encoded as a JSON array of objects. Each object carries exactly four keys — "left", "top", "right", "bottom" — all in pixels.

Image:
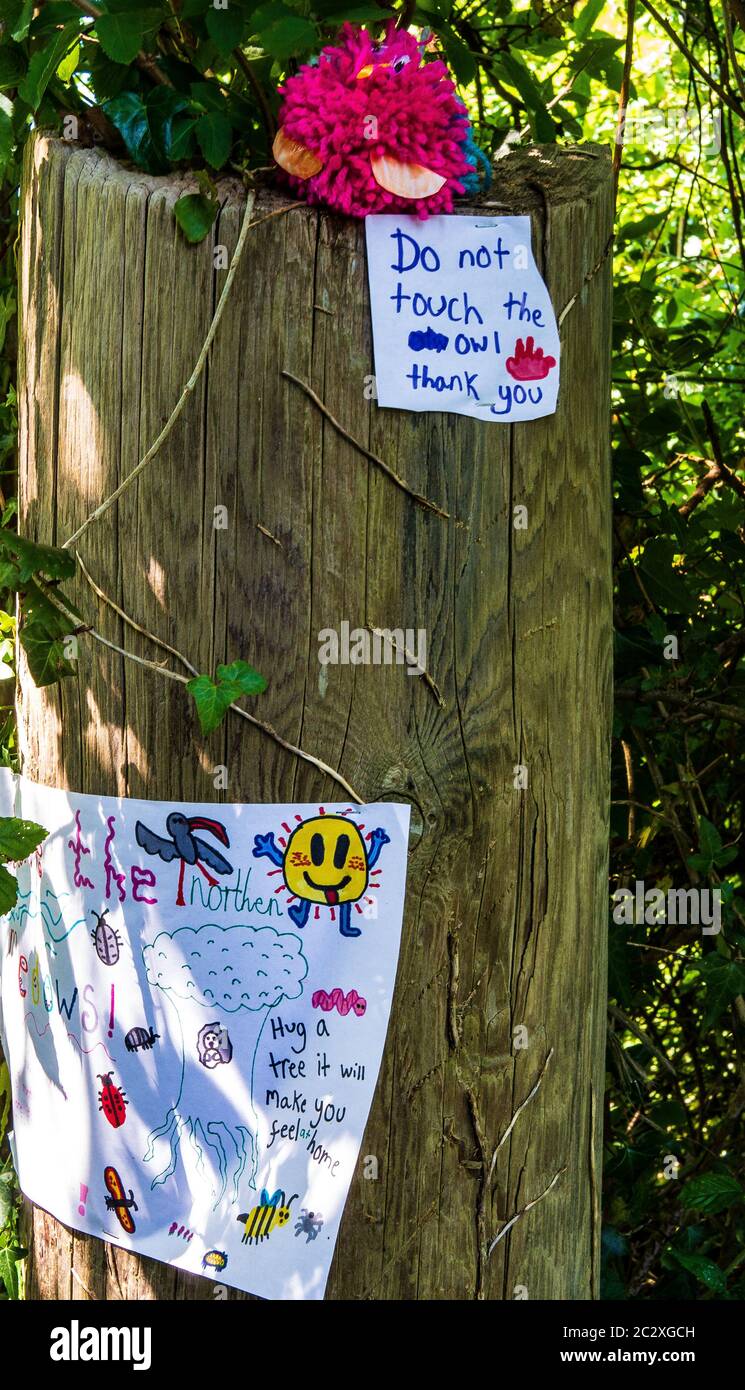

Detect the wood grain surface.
[{"left": 15, "top": 132, "right": 613, "bottom": 1300}]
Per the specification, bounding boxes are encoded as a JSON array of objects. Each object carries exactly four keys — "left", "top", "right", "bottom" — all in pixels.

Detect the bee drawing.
[{"left": 236, "top": 1190, "right": 298, "bottom": 1245}]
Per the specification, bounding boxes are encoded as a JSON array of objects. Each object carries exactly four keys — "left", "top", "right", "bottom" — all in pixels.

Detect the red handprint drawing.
[{"left": 506, "top": 336, "right": 557, "bottom": 381}]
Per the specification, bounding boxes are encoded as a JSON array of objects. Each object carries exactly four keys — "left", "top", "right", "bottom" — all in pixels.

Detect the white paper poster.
[
  {"left": 365, "top": 214, "right": 560, "bottom": 422},
  {"left": 0, "top": 770, "right": 409, "bottom": 1299}
]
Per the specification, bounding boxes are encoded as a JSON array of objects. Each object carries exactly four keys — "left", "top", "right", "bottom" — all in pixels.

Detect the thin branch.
[
  {"left": 617, "top": 685, "right": 745, "bottom": 728},
  {"left": 76, "top": 552, "right": 195, "bottom": 675},
  {"left": 233, "top": 48, "right": 276, "bottom": 141},
  {"left": 282, "top": 373, "right": 450, "bottom": 520},
  {"left": 639, "top": 0, "right": 745, "bottom": 118},
  {"left": 487, "top": 1167, "right": 566, "bottom": 1257},
  {"left": 80, "top": 581, "right": 365, "bottom": 804},
  {"left": 63, "top": 198, "right": 305, "bottom": 551},
  {"left": 613, "top": 0, "right": 637, "bottom": 196},
  {"left": 365, "top": 623, "right": 444, "bottom": 706},
  {"left": 488, "top": 1047, "right": 554, "bottom": 1182},
  {"left": 723, "top": 0, "right": 745, "bottom": 106}
]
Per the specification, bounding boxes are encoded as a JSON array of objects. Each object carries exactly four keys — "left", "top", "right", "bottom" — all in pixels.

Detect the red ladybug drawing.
[{"left": 97, "top": 1072, "right": 128, "bottom": 1128}]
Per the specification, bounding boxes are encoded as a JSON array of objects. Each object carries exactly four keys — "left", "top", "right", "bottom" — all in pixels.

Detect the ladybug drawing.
[
  {"left": 97, "top": 1072, "right": 128, "bottom": 1128},
  {"left": 125, "top": 1025, "right": 160, "bottom": 1053},
  {"left": 91, "top": 908, "right": 121, "bottom": 967}
]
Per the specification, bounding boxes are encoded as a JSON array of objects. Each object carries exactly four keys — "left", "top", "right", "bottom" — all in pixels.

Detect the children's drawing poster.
[
  {"left": 0, "top": 770, "right": 409, "bottom": 1299},
  {"left": 365, "top": 214, "right": 560, "bottom": 422}
]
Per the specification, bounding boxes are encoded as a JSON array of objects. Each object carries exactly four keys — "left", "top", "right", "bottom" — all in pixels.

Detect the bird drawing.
[
  {"left": 135, "top": 813, "right": 233, "bottom": 906},
  {"left": 272, "top": 22, "right": 490, "bottom": 220}
]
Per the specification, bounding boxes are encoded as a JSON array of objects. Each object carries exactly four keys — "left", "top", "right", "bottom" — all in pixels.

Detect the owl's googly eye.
[{"left": 392, "top": 55, "right": 411, "bottom": 73}]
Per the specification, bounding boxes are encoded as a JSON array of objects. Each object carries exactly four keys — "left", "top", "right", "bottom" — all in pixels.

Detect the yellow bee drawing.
[{"left": 237, "top": 1189, "right": 298, "bottom": 1245}]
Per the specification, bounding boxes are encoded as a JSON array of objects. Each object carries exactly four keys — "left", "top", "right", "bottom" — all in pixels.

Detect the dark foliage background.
[{"left": 0, "top": 0, "right": 744, "bottom": 1300}]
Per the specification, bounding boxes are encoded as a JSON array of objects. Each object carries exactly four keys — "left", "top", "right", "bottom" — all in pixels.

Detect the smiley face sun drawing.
[{"left": 253, "top": 808, "right": 390, "bottom": 937}]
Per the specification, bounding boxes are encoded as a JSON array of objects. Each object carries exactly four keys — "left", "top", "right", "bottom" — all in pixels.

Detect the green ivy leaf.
[
  {"left": 669, "top": 1249, "right": 727, "bottom": 1293},
  {"left": 0, "top": 863, "right": 20, "bottom": 916},
  {"left": 19, "top": 580, "right": 78, "bottom": 686},
  {"left": 693, "top": 956, "right": 745, "bottom": 1030},
  {"left": 196, "top": 109, "right": 233, "bottom": 169},
  {"left": 103, "top": 91, "right": 163, "bottom": 174},
  {"left": 185, "top": 673, "right": 237, "bottom": 736},
  {"left": 0, "top": 817, "right": 47, "bottom": 863},
  {"left": 0, "top": 97, "right": 13, "bottom": 175},
  {"left": 0, "top": 528, "right": 76, "bottom": 585},
  {"left": 681, "top": 1172, "right": 744, "bottom": 1215},
  {"left": 205, "top": 4, "right": 245, "bottom": 55},
  {"left": 0, "top": 48, "right": 26, "bottom": 92},
  {"left": 95, "top": 9, "right": 162, "bottom": 66},
  {"left": 0, "top": 1243, "right": 24, "bottom": 1301},
  {"left": 174, "top": 192, "right": 219, "bottom": 244},
  {"left": 638, "top": 538, "right": 698, "bottom": 615},
  {"left": 9, "top": 0, "right": 35, "bottom": 43},
  {"left": 258, "top": 16, "right": 318, "bottom": 61},
  {"left": 216, "top": 660, "right": 268, "bottom": 697},
  {"left": 18, "top": 19, "right": 80, "bottom": 112},
  {"left": 0, "top": 1063, "right": 11, "bottom": 1150},
  {"left": 186, "top": 661, "right": 267, "bottom": 735}
]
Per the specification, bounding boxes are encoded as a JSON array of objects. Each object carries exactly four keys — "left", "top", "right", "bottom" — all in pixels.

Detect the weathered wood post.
[{"left": 17, "top": 132, "right": 612, "bottom": 1300}]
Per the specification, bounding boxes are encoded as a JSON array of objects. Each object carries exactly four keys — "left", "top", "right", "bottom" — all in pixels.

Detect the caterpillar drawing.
[{"left": 312, "top": 987, "right": 367, "bottom": 1017}]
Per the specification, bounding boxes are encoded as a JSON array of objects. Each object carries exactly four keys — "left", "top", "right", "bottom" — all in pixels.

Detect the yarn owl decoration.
[{"left": 272, "top": 23, "right": 491, "bottom": 219}]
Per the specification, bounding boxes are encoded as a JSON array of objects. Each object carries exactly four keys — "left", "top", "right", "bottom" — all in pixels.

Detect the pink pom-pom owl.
[{"left": 272, "top": 23, "right": 480, "bottom": 219}]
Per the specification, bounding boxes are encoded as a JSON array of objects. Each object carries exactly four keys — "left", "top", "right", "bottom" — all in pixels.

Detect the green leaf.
[
  {"left": 694, "top": 956, "right": 745, "bottom": 1030},
  {"left": 0, "top": 1244, "right": 23, "bottom": 1301},
  {"left": 18, "top": 20, "right": 80, "bottom": 112},
  {"left": 95, "top": 9, "right": 162, "bottom": 66},
  {"left": 0, "top": 864, "right": 19, "bottom": 916},
  {"left": 145, "top": 86, "right": 194, "bottom": 164},
  {"left": 669, "top": 1249, "right": 727, "bottom": 1293},
  {"left": 169, "top": 116, "right": 199, "bottom": 162},
  {"left": 0, "top": 816, "right": 47, "bottom": 863},
  {"left": 681, "top": 1172, "right": 744, "bottom": 1215},
  {"left": 19, "top": 580, "right": 78, "bottom": 686},
  {"left": 258, "top": 16, "right": 317, "bottom": 61},
  {"left": 216, "top": 660, "right": 268, "bottom": 697},
  {"left": 206, "top": 4, "right": 245, "bottom": 55},
  {"left": 0, "top": 48, "right": 26, "bottom": 92},
  {"left": 174, "top": 192, "right": 219, "bottom": 244},
  {"left": 186, "top": 673, "right": 236, "bottom": 736},
  {"left": 104, "top": 91, "right": 163, "bottom": 174},
  {"left": 56, "top": 39, "right": 80, "bottom": 83},
  {"left": 0, "top": 528, "right": 76, "bottom": 585},
  {"left": 0, "top": 1062, "right": 11, "bottom": 1149},
  {"left": 573, "top": 0, "right": 606, "bottom": 40},
  {"left": 9, "top": 0, "right": 34, "bottom": 42},
  {"left": 0, "top": 97, "right": 13, "bottom": 172},
  {"left": 196, "top": 109, "right": 232, "bottom": 169},
  {"left": 698, "top": 815, "right": 722, "bottom": 859},
  {"left": 186, "top": 660, "right": 267, "bottom": 735},
  {"left": 638, "top": 538, "right": 698, "bottom": 615}
]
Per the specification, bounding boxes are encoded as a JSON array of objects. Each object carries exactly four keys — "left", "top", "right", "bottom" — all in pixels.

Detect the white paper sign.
[
  {"left": 0, "top": 770, "right": 409, "bottom": 1300},
  {"left": 365, "top": 214, "right": 560, "bottom": 422}
]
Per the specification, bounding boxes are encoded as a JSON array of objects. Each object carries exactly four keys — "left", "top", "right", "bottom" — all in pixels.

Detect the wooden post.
[{"left": 17, "top": 132, "right": 613, "bottom": 1300}]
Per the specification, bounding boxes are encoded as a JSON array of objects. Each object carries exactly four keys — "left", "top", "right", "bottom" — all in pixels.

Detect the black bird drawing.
[{"left": 135, "top": 812, "right": 233, "bottom": 906}]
